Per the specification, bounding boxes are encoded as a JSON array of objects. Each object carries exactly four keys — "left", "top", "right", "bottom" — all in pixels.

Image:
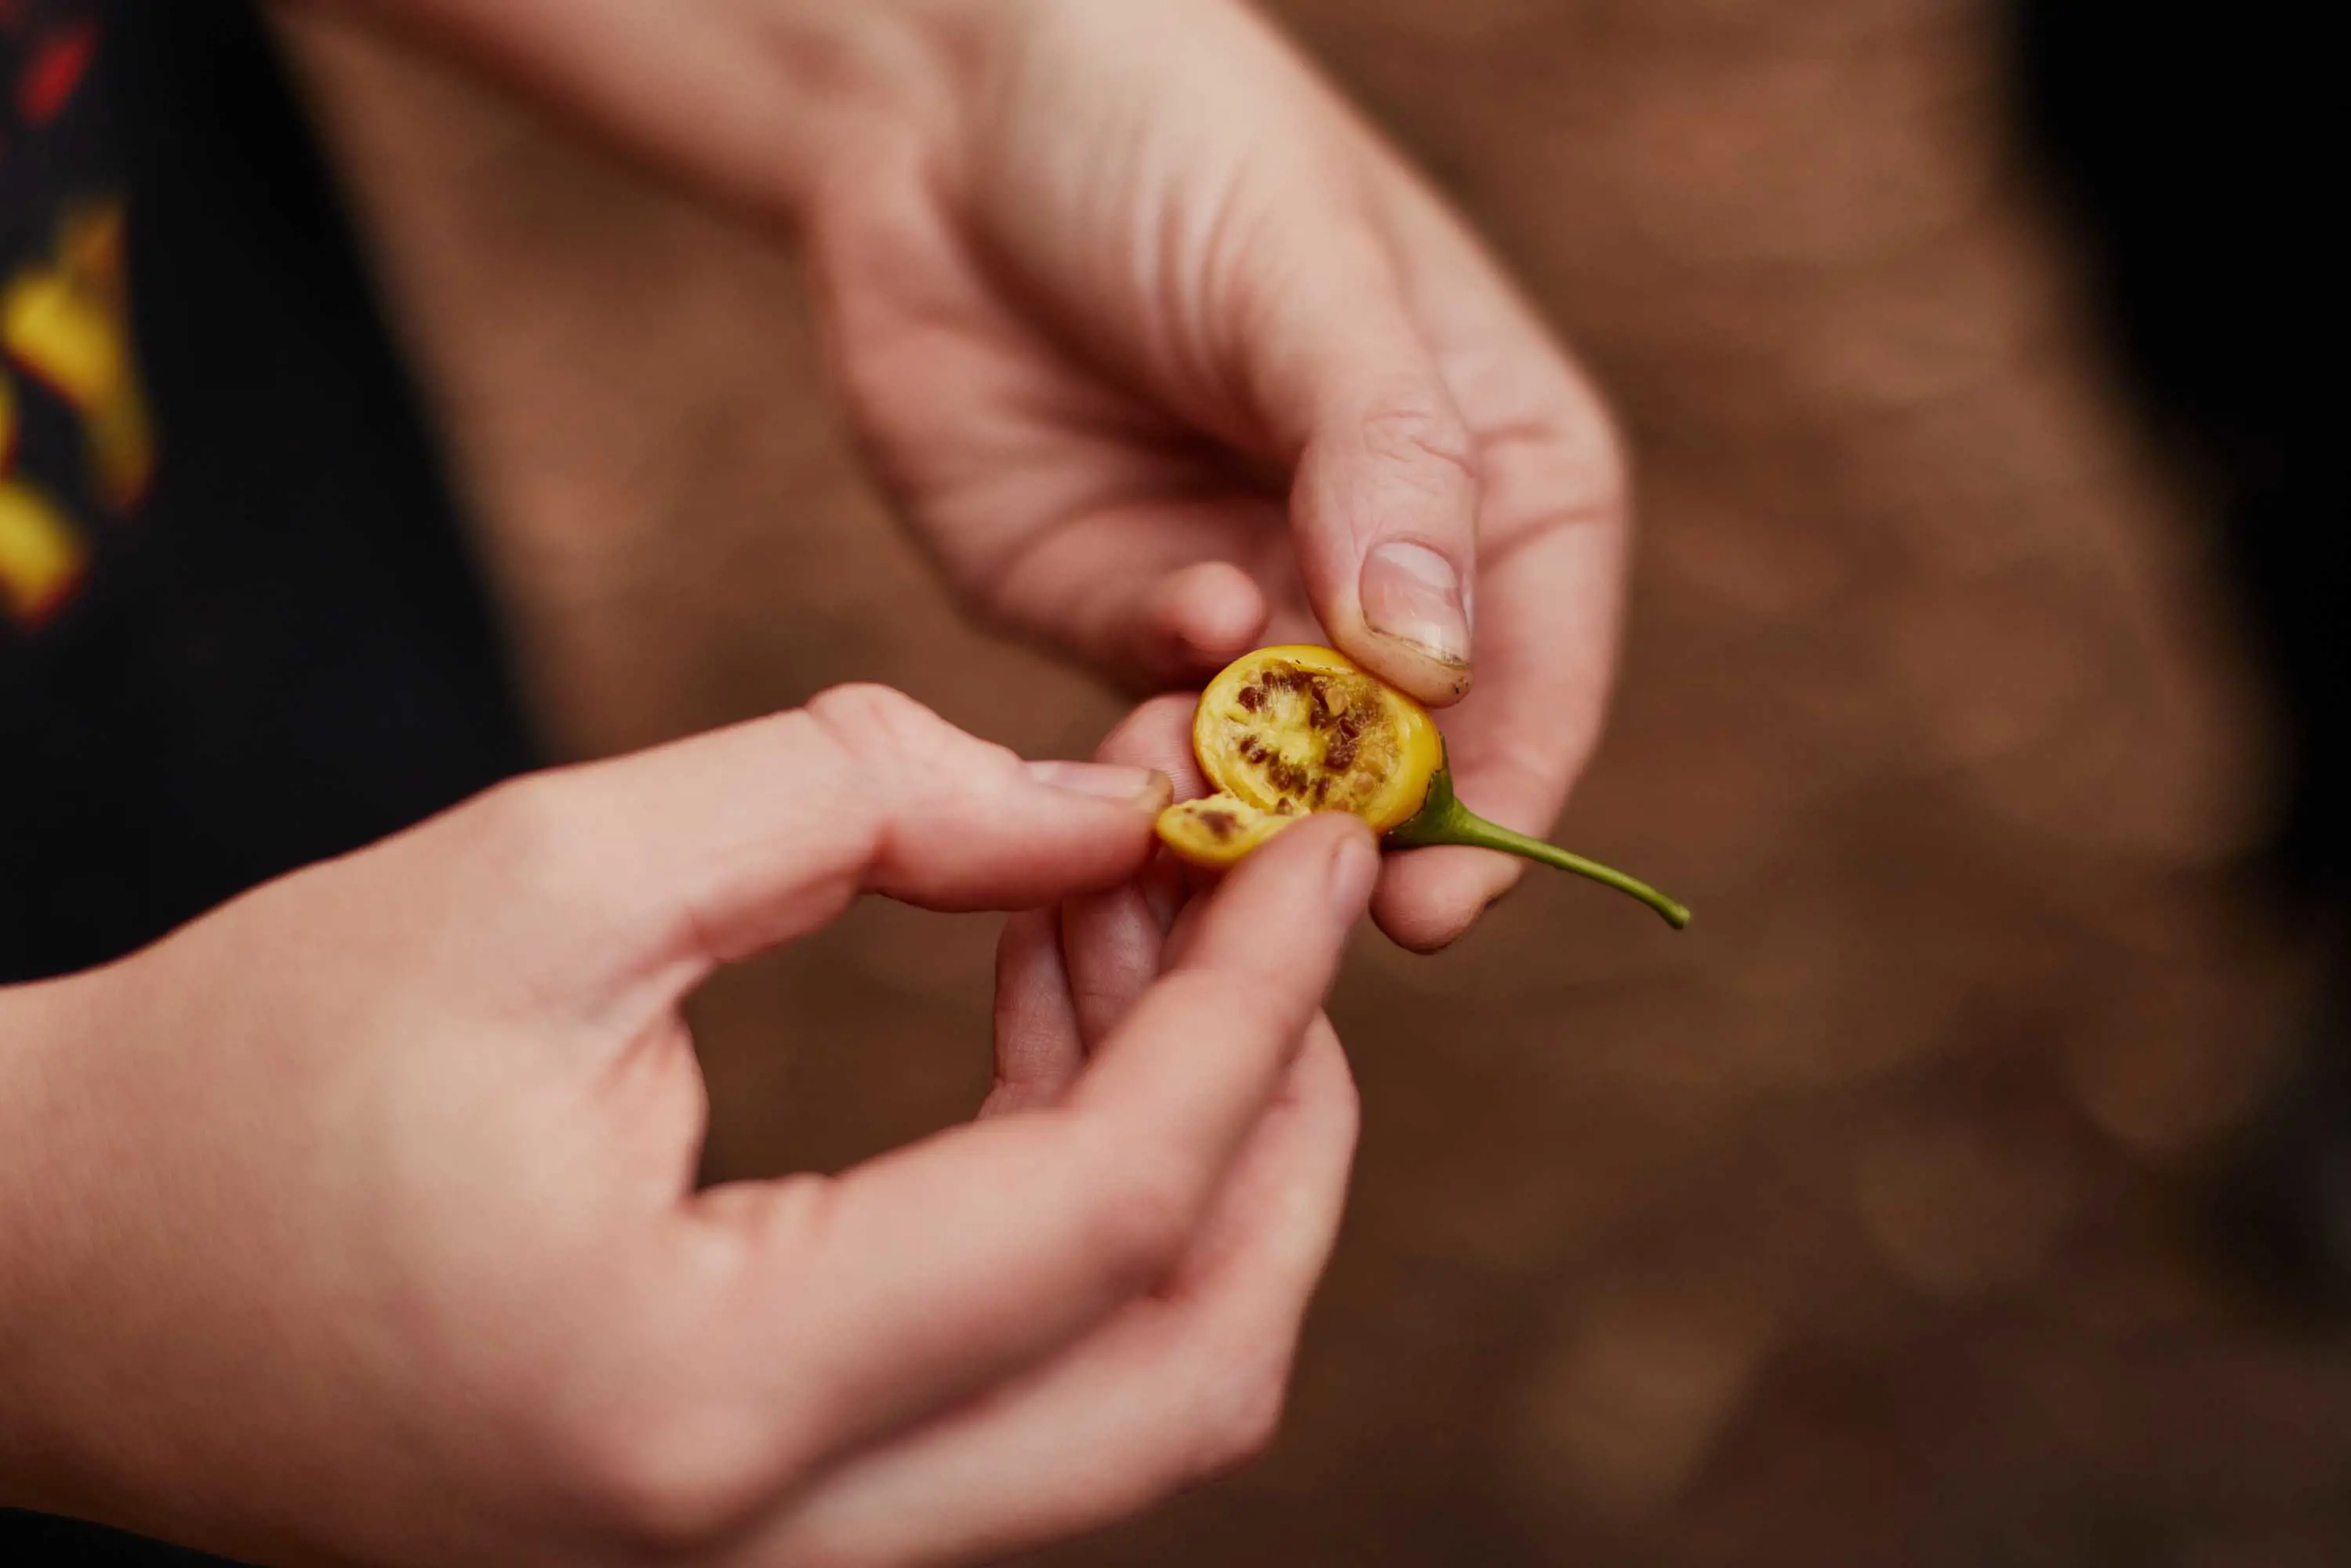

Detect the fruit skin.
[{"left": 1154, "top": 796, "right": 1290, "bottom": 869}]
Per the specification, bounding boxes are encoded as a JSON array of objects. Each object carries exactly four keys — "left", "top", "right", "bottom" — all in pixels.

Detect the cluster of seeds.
[
  {"left": 1223, "top": 661, "right": 1386, "bottom": 813},
  {"left": 1233, "top": 732, "right": 1309, "bottom": 809}
]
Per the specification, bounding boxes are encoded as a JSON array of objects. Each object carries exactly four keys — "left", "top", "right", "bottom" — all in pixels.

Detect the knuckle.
[
  {"left": 560, "top": 1381, "right": 776, "bottom": 1555},
  {"left": 1187, "top": 1359, "right": 1292, "bottom": 1481},
  {"left": 1510, "top": 397, "right": 1632, "bottom": 528},
  {"left": 1340, "top": 1080, "right": 1364, "bottom": 1148},
  {"left": 953, "top": 563, "right": 1035, "bottom": 640},
  {"left": 1081, "top": 1139, "right": 1199, "bottom": 1290},
  {"left": 803, "top": 684, "right": 1030, "bottom": 837},
  {"left": 1578, "top": 405, "right": 1633, "bottom": 520},
  {"left": 460, "top": 774, "right": 589, "bottom": 889},
  {"left": 805, "top": 680, "right": 929, "bottom": 734},
  {"left": 802, "top": 683, "right": 967, "bottom": 779},
  {"left": 1361, "top": 397, "right": 1479, "bottom": 488},
  {"left": 803, "top": 681, "right": 934, "bottom": 733},
  {"left": 1325, "top": 1051, "right": 1364, "bottom": 1138},
  {"left": 528, "top": 1279, "right": 803, "bottom": 1557}
]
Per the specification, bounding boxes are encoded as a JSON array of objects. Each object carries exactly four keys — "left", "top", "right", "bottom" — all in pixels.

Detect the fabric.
[
  {"left": 0, "top": 0, "right": 536, "bottom": 982},
  {"left": 0, "top": 2, "right": 536, "bottom": 1559}
]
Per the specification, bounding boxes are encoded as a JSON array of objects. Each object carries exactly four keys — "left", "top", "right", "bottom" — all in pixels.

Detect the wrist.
[
  {"left": 311, "top": 0, "right": 985, "bottom": 220},
  {"left": 733, "top": 0, "right": 974, "bottom": 215}
]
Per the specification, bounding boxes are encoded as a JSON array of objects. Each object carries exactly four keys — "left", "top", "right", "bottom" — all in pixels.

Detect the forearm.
[
  {"left": 0, "top": 975, "right": 97, "bottom": 1515},
  {"left": 288, "top": 0, "right": 971, "bottom": 219}
]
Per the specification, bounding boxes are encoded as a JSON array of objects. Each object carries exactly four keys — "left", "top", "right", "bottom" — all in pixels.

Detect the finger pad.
[
  {"left": 1372, "top": 848, "right": 1521, "bottom": 953},
  {"left": 1156, "top": 562, "right": 1266, "bottom": 666}
]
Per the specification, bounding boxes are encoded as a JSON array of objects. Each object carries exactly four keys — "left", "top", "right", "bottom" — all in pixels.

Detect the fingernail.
[
  {"left": 1327, "top": 828, "right": 1379, "bottom": 920},
  {"left": 1361, "top": 542, "right": 1471, "bottom": 667},
  {"left": 1028, "top": 761, "right": 1172, "bottom": 811}
]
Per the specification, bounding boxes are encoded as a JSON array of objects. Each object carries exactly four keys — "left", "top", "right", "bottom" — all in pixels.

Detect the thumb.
[{"left": 1238, "top": 220, "right": 1479, "bottom": 705}]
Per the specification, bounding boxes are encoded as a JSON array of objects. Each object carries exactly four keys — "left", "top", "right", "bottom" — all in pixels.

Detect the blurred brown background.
[{"left": 275, "top": 2, "right": 2351, "bottom": 1563}]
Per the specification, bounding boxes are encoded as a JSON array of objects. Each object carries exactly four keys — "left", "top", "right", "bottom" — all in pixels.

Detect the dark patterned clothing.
[{"left": 1, "top": 3, "right": 536, "bottom": 1560}]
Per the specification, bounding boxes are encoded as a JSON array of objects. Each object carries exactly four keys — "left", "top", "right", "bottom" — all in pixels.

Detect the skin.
[
  {"left": 2, "top": 2, "right": 1632, "bottom": 1556},
  {"left": 319, "top": 0, "right": 1633, "bottom": 952},
  {"left": 0, "top": 687, "right": 1375, "bottom": 1565}
]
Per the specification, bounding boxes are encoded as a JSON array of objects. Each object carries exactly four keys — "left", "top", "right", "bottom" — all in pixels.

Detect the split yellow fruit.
[
  {"left": 1154, "top": 795, "right": 1293, "bottom": 863},
  {"left": 1157, "top": 645, "right": 1689, "bottom": 929}
]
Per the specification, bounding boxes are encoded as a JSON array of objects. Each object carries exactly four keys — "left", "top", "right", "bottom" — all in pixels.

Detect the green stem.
[{"left": 1386, "top": 767, "right": 1691, "bottom": 930}]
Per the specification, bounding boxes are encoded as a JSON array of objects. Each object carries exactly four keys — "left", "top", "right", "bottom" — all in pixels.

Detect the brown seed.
[
  {"left": 1201, "top": 810, "right": 1237, "bottom": 839},
  {"left": 1326, "top": 737, "right": 1358, "bottom": 771},
  {"left": 1237, "top": 686, "right": 1262, "bottom": 713}
]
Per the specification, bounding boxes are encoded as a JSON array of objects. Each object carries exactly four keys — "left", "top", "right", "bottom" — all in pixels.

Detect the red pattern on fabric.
[{"left": 19, "top": 16, "right": 96, "bottom": 125}]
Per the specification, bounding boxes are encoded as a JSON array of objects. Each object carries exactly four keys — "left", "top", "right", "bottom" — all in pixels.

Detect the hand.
[
  {"left": 314, "top": 0, "right": 1628, "bottom": 950},
  {"left": 807, "top": 699, "right": 1364, "bottom": 1563},
  {"left": 801, "top": 0, "right": 1630, "bottom": 950},
  {"left": 0, "top": 686, "right": 1376, "bottom": 1566}
]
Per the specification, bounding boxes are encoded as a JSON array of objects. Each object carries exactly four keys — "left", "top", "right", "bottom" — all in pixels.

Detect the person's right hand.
[
  {"left": 326, "top": 0, "right": 1629, "bottom": 953},
  {"left": 0, "top": 685, "right": 1375, "bottom": 1566},
  {"left": 800, "top": 0, "right": 1630, "bottom": 953}
]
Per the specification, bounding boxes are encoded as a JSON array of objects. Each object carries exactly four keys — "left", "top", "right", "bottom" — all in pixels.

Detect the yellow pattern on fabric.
[
  {"left": 0, "top": 198, "right": 154, "bottom": 627},
  {"left": 0, "top": 374, "right": 86, "bottom": 621},
  {"left": 4, "top": 200, "right": 158, "bottom": 511}
]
